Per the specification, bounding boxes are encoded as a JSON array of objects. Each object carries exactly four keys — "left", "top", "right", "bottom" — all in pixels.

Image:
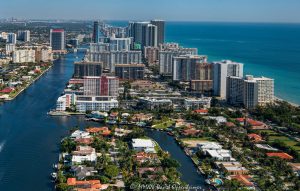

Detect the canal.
[
  {"left": 0, "top": 52, "right": 207, "bottom": 191},
  {"left": 146, "top": 129, "right": 208, "bottom": 190}
]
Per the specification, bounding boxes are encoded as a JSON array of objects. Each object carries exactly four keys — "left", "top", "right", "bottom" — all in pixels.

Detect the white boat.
[{"left": 51, "top": 172, "right": 57, "bottom": 180}]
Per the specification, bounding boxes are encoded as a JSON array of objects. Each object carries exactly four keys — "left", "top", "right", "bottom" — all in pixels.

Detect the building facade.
[
  {"left": 74, "top": 61, "right": 103, "bottom": 78},
  {"left": 7, "top": 33, "right": 17, "bottom": 44},
  {"left": 93, "top": 21, "right": 100, "bottom": 43},
  {"left": 226, "top": 75, "right": 274, "bottom": 109},
  {"left": 17, "top": 30, "right": 30, "bottom": 42},
  {"left": 159, "top": 47, "right": 198, "bottom": 75},
  {"left": 50, "top": 29, "right": 66, "bottom": 53},
  {"left": 12, "top": 49, "right": 35, "bottom": 63},
  {"left": 150, "top": 20, "right": 165, "bottom": 45},
  {"left": 212, "top": 60, "right": 244, "bottom": 98},
  {"left": 83, "top": 76, "right": 119, "bottom": 97},
  {"left": 115, "top": 64, "right": 145, "bottom": 80},
  {"left": 172, "top": 55, "right": 208, "bottom": 81}
]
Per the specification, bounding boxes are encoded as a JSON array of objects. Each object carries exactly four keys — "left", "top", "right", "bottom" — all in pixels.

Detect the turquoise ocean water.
[{"left": 110, "top": 21, "right": 300, "bottom": 105}]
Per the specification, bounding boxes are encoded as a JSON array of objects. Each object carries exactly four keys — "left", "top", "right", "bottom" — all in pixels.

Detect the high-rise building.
[
  {"left": 172, "top": 55, "right": 208, "bottom": 81},
  {"left": 144, "top": 46, "right": 159, "bottom": 66},
  {"left": 115, "top": 64, "right": 145, "bottom": 80},
  {"left": 5, "top": 44, "right": 15, "bottom": 55},
  {"left": 50, "top": 29, "right": 66, "bottom": 53},
  {"left": 89, "top": 43, "right": 110, "bottom": 52},
  {"left": 12, "top": 49, "right": 35, "bottom": 63},
  {"left": 86, "top": 50, "right": 142, "bottom": 72},
  {"left": 17, "top": 30, "right": 30, "bottom": 42},
  {"left": 226, "top": 75, "right": 274, "bottom": 109},
  {"left": 128, "top": 21, "right": 158, "bottom": 48},
  {"left": 93, "top": 21, "right": 100, "bottom": 43},
  {"left": 212, "top": 60, "right": 243, "bottom": 98},
  {"left": 7, "top": 33, "right": 17, "bottom": 44},
  {"left": 83, "top": 76, "right": 119, "bottom": 97},
  {"left": 159, "top": 46, "right": 198, "bottom": 75},
  {"left": 226, "top": 76, "right": 244, "bottom": 106},
  {"left": 109, "top": 35, "right": 132, "bottom": 51},
  {"left": 150, "top": 20, "right": 165, "bottom": 45},
  {"left": 143, "top": 24, "right": 157, "bottom": 47},
  {"left": 34, "top": 46, "right": 53, "bottom": 62},
  {"left": 74, "top": 61, "right": 103, "bottom": 78}
]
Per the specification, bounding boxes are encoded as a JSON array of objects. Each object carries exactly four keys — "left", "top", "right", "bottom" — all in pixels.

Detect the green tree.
[{"left": 104, "top": 164, "right": 119, "bottom": 178}]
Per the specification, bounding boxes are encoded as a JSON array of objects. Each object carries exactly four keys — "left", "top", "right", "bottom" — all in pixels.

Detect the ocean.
[{"left": 109, "top": 21, "right": 300, "bottom": 105}]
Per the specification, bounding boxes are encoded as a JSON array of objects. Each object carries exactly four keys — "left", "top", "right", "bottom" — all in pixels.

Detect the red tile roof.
[
  {"left": 225, "top": 122, "right": 236, "bottom": 127},
  {"left": 193, "top": 109, "right": 208, "bottom": 114},
  {"left": 230, "top": 175, "right": 254, "bottom": 187},
  {"left": 266, "top": 152, "right": 294, "bottom": 160},
  {"left": 67, "top": 178, "right": 103, "bottom": 190},
  {"left": 86, "top": 127, "right": 111, "bottom": 136},
  {"left": 247, "top": 133, "right": 263, "bottom": 142},
  {"left": 0, "top": 87, "right": 14, "bottom": 93}
]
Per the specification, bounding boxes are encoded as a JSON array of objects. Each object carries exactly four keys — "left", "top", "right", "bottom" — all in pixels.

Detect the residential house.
[
  {"left": 71, "top": 165, "right": 97, "bottom": 180},
  {"left": 67, "top": 178, "right": 108, "bottom": 190},
  {"left": 72, "top": 146, "right": 97, "bottom": 164},
  {"left": 132, "top": 139, "right": 156, "bottom": 153}
]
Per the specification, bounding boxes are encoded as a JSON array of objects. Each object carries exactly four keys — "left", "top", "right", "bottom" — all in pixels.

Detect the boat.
[
  {"left": 167, "top": 132, "right": 174, "bottom": 136},
  {"left": 205, "top": 179, "right": 211, "bottom": 185},
  {"left": 47, "top": 110, "right": 71, "bottom": 116},
  {"left": 52, "top": 163, "right": 58, "bottom": 170},
  {"left": 50, "top": 172, "right": 57, "bottom": 180}
]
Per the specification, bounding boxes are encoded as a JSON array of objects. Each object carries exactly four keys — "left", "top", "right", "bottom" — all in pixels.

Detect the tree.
[
  {"left": 60, "top": 138, "right": 76, "bottom": 153},
  {"left": 104, "top": 164, "right": 119, "bottom": 178},
  {"left": 161, "top": 158, "right": 180, "bottom": 168},
  {"left": 56, "top": 183, "right": 72, "bottom": 191}
]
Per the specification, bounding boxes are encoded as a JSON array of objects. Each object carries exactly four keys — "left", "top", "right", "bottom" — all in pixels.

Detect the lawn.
[
  {"left": 256, "top": 129, "right": 278, "bottom": 136},
  {"left": 152, "top": 120, "right": 174, "bottom": 129},
  {"left": 268, "top": 135, "right": 300, "bottom": 152}
]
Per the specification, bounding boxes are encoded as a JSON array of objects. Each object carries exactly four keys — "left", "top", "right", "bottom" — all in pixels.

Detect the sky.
[{"left": 1, "top": 0, "right": 300, "bottom": 23}]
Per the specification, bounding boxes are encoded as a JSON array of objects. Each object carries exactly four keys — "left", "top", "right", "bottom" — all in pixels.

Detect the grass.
[
  {"left": 152, "top": 120, "right": 174, "bottom": 129},
  {"left": 181, "top": 137, "right": 216, "bottom": 142},
  {"left": 256, "top": 129, "right": 279, "bottom": 136},
  {"left": 268, "top": 135, "right": 300, "bottom": 152}
]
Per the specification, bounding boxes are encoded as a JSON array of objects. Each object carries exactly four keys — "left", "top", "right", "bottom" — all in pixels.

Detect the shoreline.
[
  {"left": 2, "top": 63, "right": 53, "bottom": 101},
  {"left": 274, "top": 96, "right": 299, "bottom": 107}
]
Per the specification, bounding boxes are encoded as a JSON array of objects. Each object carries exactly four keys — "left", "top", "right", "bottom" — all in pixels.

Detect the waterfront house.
[
  {"left": 236, "top": 118, "right": 269, "bottom": 129},
  {"left": 288, "top": 163, "right": 300, "bottom": 176},
  {"left": 67, "top": 178, "right": 108, "bottom": 190},
  {"left": 198, "top": 142, "right": 223, "bottom": 152},
  {"left": 132, "top": 139, "right": 156, "bottom": 153},
  {"left": 208, "top": 116, "right": 227, "bottom": 125},
  {"left": 75, "top": 138, "right": 93, "bottom": 145},
  {"left": 133, "top": 152, "right": 159, "bottom": 164},
  {"left": 229, "top": 175, "right": 254, "bottom": 187},
  {"left": 215, "top": 161, "right": 249, "bottom": 175},
  {"left": 114, "top": 128, "right": 132, "bottom": 137},
  {"left": 266, "top": 152, "right": 294, "bottom": 160},
  {"left": 132, "top": 113, "right": 153, "bottom": 122},
  {"left": 193, "top": 109, "right": 208, "bottom": 115},
  {"left": 0, "top": 87, "right": 14, "bottom": 93},
  {"left": 71, "top": 165, "right": 97, "bottom": 180},
  {"left": 181, "top": 129, "right": 202, "bottom": 136},
  {"left": 86, "top": 127, "right": 111, "bottom": 136},
  {"left": 72, "top": 146, "right": 97, "bottom": 164},
  {"left": 247, "top": 133, "right": 263, "bottom": 142},
  {"left": 206, "top": 149, "right": 235, "bottom": 161},
  {"left": 137, "top": 167, "right": 163, "bottom": 177},
  {"left": 255, "top": 144, "right": 278, "bottom": 151},
  {"left": 70, "top": 130, "right": 91, "bottom": 140}
]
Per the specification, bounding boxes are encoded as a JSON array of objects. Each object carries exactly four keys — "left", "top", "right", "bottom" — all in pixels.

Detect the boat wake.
[{"left": 0, "top": 141, "right": 6, "bottom": 153}]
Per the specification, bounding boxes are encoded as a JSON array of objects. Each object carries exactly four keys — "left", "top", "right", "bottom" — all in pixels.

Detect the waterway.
[
  {"left": 0, "top": 52, "right": 207, "bottom": 190},
  {"left": 145, "top": 129, "right": 208, "bottom": 190}
]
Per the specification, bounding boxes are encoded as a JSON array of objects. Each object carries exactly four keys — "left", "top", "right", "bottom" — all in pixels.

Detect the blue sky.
[{"left": 1, "top": 0, "right": 300, "bottom": 22}]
